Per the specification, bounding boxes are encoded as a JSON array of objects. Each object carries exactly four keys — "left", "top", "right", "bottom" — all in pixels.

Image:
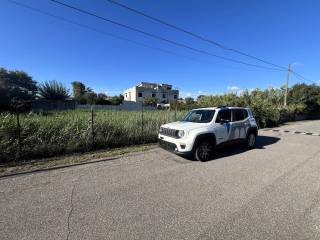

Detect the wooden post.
[
  {"left": 284, "top": 64, "right": 291, "bottom": 107},
  {"left": 91, "top": 107, "right": 94, "bottom": 150},
  {"left": 174, "top": 104, "right": 177, "bottom": 121},
  {"left": 141, "top": 103, "right": 144, "bottom": 138},
  {"left": 16, "top": 111, "right": 22, "bottom": 160}
]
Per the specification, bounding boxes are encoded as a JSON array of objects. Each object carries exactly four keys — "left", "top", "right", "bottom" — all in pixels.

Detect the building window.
[
  {"left": 125, "top": 93, "right": 127, "bottom": 98},
  {"left": 174, "top": 94, "right": 177, "bottom": 99},
  {"left": 138, "top": 92, "right": 143, "bottom": 98},
  {"left": 152, "top": 93, "right": 156, "bottom": 98},
  {"left": 162, "top": 94, "right": 166, "bottom": 99}
]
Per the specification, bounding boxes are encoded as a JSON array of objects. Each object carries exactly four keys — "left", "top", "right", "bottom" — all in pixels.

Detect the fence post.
[
  {"left": 141, "top": 104, "right": 144, "bottom": 139},
  {"left": 91, "top": 107, "right": 95, "bottom": 150},
  {"left": 16, "top": 111, "right": 22, "bottom": 160},
  {"left": 174, "top": 105, "right": 177, "bottom": 121}
]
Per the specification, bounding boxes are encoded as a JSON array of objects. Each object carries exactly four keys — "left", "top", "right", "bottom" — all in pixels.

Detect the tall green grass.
[{"left": 0, "top": 110, "right": 186, "bottom": 162}]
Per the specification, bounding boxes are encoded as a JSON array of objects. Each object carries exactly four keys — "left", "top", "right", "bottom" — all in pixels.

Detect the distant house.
[{"left": 123, "top": 82, "right": 179, "bottom": 104}]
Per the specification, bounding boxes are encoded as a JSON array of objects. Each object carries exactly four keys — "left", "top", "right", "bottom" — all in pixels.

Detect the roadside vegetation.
[
  {"left": 0, "top": 109, "right": 185, "bottom": 162},
  {"left": 174, "top": 85, "right": 320, "bottom": 128},
  {"left": 1, "top": 66, "right": 320, "bottom": 163}
]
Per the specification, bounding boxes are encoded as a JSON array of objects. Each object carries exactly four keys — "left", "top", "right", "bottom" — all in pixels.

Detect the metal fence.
[{"left": 0, "top": 107, "right": 185, "bottom": 162}]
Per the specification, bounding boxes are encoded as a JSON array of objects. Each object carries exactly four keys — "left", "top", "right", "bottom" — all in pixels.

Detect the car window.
[
  {"left": 216, "top": 109, "right": 231, "bottom": 123},
  {"left": 243, "top": 109, "right": 248, "bottom": 119},
  {"left": 182, "top": 110, "right": 215, "bottom": 123},
  {"left": 232, "top": 109, "right": 247, "bottom": 121}
]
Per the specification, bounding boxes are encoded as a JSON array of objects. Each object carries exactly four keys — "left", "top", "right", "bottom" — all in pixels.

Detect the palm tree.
[{"left": 38, "top": 80, "right": 70, "bottom": 100}]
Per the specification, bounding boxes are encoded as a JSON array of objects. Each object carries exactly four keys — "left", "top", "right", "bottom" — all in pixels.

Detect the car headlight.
[{"left": 177, "top": 130, "right": 184, "bottom": 138}]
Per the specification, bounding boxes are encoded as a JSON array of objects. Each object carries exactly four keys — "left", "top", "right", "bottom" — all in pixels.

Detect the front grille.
[
  {"left": 159, "top": 139, "right": 177, "bottom": 152},
  {"left": 160, "top": 127, "right": 178, "bottom": 138}
]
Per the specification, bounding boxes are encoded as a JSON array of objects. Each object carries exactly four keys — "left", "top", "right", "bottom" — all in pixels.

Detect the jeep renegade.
[{"left": 158, "top": 107, "right": 258, "bottom": 161}]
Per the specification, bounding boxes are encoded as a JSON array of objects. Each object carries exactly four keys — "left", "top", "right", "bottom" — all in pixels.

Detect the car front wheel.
[
  {"left": 247, "top": 133, "right": 256, "bottom": 148},
  {"left": 194, "top": 141, "right": 213, "bottom": 162}
]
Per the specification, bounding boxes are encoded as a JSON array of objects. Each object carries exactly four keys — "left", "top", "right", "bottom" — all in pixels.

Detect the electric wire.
[{"left": 48, "top": 0, "right": 284, "bottom": 71}]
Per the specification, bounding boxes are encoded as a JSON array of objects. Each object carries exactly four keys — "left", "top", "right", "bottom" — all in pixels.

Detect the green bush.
[{"left": 196, "top": 87, "right": 319, "bottom": 128}]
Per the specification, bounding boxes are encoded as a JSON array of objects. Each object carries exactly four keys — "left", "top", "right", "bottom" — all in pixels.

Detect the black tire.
[
  {"left": 247, "top": 133, "right": 256, "bottom": 148},
  {"left": 194, "top": 140, "right": 213, "bottom": 162}
]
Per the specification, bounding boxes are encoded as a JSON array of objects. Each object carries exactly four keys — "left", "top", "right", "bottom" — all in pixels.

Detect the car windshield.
[{"left": 182, "top": 110, "right": 215, "bottom": 123}]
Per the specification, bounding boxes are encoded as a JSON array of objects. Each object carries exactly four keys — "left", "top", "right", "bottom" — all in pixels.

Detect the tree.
[
  {"left": 288, "top": 83, "right": 320, "bottom": 114},
  {"left": 38, "top": 80, "right": 70, "bottom": 100},
  {"left": 84, "top": 92, "right": 97, "bottom": 105},
  {"left": 0, "top": 68, "right": 37, "bottom": 110},
  {"left": 71, "top": 81, "right": 86, "bottom": 104},
  {"left": 95, "top": 93, "right": 110, "bottom": 105},
  {"left": 185, "top": 97, "right": 195, "bottom": 105},
  {"left": 144, "top": 96, "right": 158, "bottom": 106},
  {"left": 109, "top": 95, "right": 123, "bottom": 105}
]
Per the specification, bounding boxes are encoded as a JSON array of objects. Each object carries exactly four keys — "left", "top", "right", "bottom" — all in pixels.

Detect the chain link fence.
[{"left": 0, "top": 107, "right": 186, "bottom": 163}]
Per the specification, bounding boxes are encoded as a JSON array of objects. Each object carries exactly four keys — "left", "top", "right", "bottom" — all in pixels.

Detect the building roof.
[
  {"left": 123, "top": 82, "right": 178, "bottom": 93},
  {"left": 137, "top": 82, "right": 173, "bottom": 89}
]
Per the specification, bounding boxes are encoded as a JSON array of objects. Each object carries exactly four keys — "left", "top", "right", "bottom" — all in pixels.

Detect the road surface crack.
[{"left": 66, "top": 182, "right": 76, "bottom": 240}]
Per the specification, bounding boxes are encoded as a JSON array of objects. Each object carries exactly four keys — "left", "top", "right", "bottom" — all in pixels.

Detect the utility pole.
[{"left": 284, "top": 64, "right": 291, "bottom": 107}]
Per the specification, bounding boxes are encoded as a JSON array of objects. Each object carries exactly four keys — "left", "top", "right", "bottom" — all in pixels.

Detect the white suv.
[{"left": 158, "top": 107, "right": 258, "bottom": 161}]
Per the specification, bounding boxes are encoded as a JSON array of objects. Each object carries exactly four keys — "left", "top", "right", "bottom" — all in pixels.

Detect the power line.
[
  {"left": 48, "top": 0, "right": 284, "bottom": 71},
  {"left": 6, "top": 0, "right": 284, "bottom": 74},
  {"left": 291, "top": 71, "right": 314, "bottom": 83},
  {"left": 105, "top": 0, "right": 318, "bottom": 83},
  {"left": 105, "top": 0, "right": 287, "bottom": 70},
  {"left": 291, "top": 71, "right": 314, "bottom": 84},
  {"left": 6, "top": 0, "right": 202, "bottom": 60},
  {"left": 6, "top": 0, "right": 316, "bottom": 83}
]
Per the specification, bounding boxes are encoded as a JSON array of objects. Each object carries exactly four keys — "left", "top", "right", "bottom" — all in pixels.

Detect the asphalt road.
[{"left": 1, "top": 120, "right": 320, "bottom": 240}]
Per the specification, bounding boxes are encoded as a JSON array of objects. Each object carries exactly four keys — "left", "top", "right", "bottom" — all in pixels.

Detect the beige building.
[{"left": 123, "top": 82, "right": 179, "bottom": 104}]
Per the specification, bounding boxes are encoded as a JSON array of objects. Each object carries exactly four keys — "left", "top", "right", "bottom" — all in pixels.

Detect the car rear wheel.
[
  {"left": 247, "top": 133, "right": 256, "bottom": 148},
  {"left": 194, "top": 141, "right": 213, "bottom": 162}
]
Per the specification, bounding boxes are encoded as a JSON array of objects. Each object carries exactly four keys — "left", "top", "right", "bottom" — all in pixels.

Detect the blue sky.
[{"left": 1, "top": 0, "right": 319, "bottom": 98}]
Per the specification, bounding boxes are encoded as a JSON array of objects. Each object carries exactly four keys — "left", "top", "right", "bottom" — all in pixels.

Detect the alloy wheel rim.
[
  {"left": 199, "top": 143, "right": 211, "bottom": 160},
  {"left": 249, "top": 134, "right": 255, "bottom": 146}
]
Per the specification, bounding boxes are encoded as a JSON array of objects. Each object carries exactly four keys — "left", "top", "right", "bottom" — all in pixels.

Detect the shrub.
[
  {"left": 0, "top": 110, "right": 186, "bottom": 162},
  {"left": 38, "top": 80, "right": 70, "bottom": 100}
]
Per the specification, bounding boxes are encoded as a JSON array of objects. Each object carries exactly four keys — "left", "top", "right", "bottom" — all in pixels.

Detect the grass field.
[{"left": 0, "top": 109, "right": 186, "bottom": 162}]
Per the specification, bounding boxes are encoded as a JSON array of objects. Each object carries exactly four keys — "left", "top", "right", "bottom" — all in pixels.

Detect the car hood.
[{"left": 161, "top": 121, "right": 209, "bottom": 131}]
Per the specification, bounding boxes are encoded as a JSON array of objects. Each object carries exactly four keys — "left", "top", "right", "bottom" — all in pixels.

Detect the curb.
[{"left": 0, "top": 148, "right": 158, "bottom": 180}]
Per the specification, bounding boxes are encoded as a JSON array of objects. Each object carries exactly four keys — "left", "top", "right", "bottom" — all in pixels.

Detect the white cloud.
[
  {"left": 249, "top": 88, "right": 257, "bottom": 93},
  {"left": 179, "top": 91, "right": 194, "bottom": 98},
  {"left": 98, "top": 89, "right": 122, "bottom": 96},
  {"left": 292, "top": 62, "right": 304, "bottom": 67},
  {"left": 185, "top": 92, "right": 193, "bottom": 97},
  {"left": 227, "top": 86, "right": 241, "bottom": 92},
  {"left": 180, "top": 90, "right": 210, "bottom": 99},
  {"left": 227, "top": 86, "right": 246, "bottom": 95}
]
